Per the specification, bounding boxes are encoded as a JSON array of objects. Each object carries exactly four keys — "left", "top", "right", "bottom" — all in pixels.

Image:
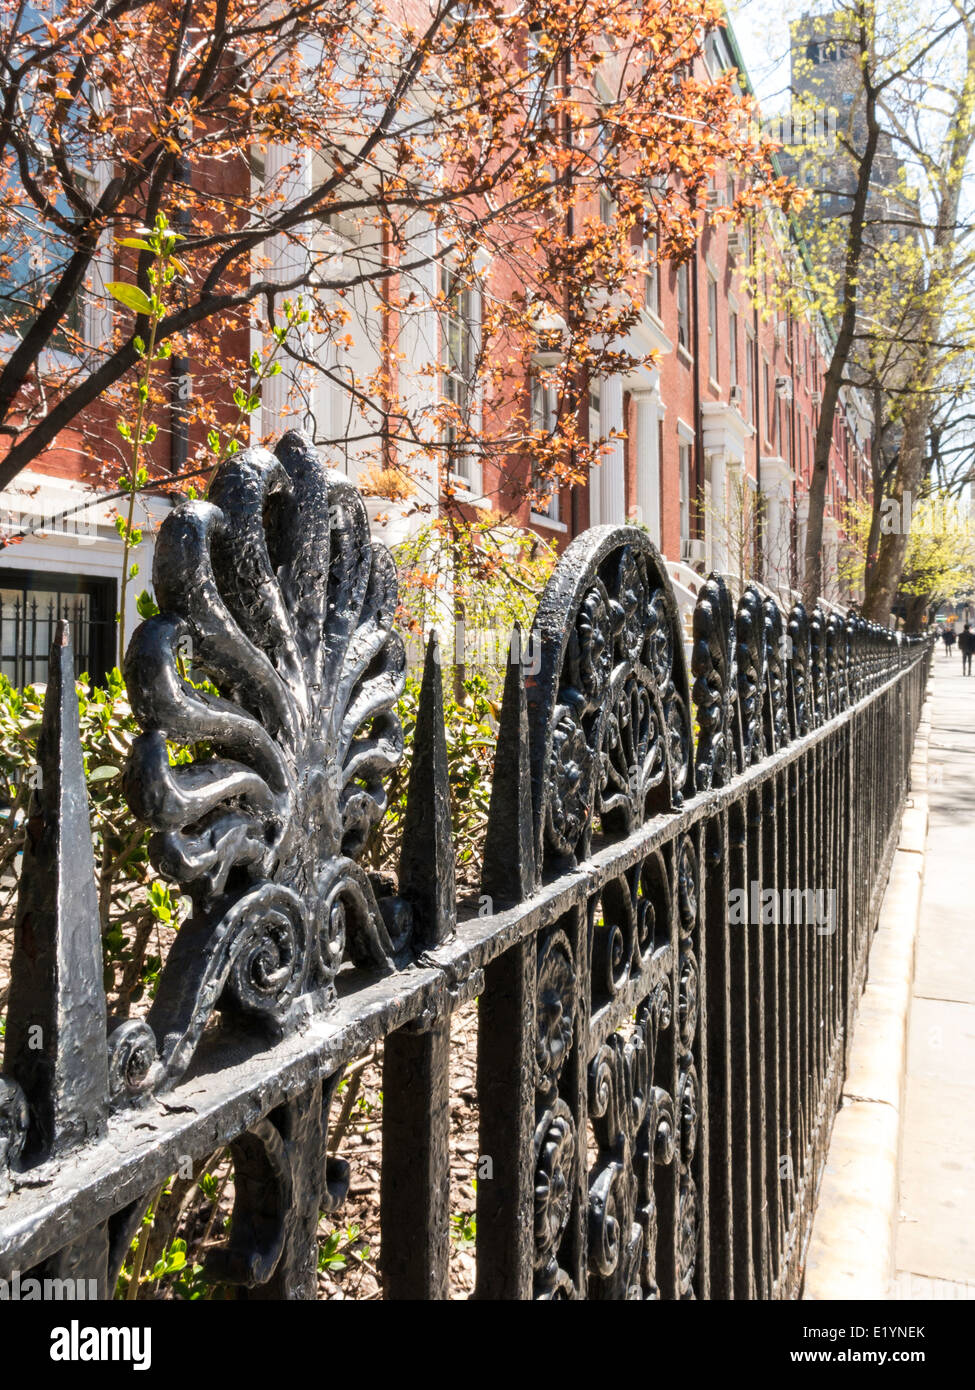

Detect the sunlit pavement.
[{"left": 894, "top": 653, "right": 975, "bottom": 1299}]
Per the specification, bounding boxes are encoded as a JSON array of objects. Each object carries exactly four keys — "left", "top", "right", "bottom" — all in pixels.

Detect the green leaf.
[
  {"left": 88, "top": 765, "right": 120, "bottom": 783},
  {"left": 106, "top": 282, "right": 154, "bottom": 316},
  {"left": 116, "top": 238, "right": 156, "bottom": 252}
]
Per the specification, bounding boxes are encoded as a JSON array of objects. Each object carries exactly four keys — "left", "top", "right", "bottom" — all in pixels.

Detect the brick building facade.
[{"left": 0, "top": 9, "right": 870, "bottom": 685}]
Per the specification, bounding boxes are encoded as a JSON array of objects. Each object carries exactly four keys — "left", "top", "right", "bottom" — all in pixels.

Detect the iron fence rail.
[{"left": 0, "top": 433, "right": 931, "bottom": 1300}]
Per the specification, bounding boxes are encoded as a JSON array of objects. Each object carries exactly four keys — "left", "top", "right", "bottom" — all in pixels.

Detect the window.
[
  {"left": 707, "top": 274, "right": 718, "bottom": 383},
  {"left": 729, "top": 310, "right": 739, "bottom": 389},
  {"left": 0, "top": 569, "right": 115, "bottom": 688},
  {"left": 745, "top": 327, "right": 755, "bottom": 422},
  {"left": 644, "top": 230, "right": 660, "bottom": 317},
  {"left": 598, "top": 114, "right": 615, "bottom": 225},
  {"left": 526, "top": 25, "right": 554, "bottom": 130},
  {"left": 762, "top": 355, "right": 772, "bottom": 445},
  {"left": 530, "top": 374, "right": 559, "bottom": 521},
  {"left": 441, "top": 264, "right": 477, "bottom": 482},
  {"left": 679, "top": 440, "right": 692, "bottom": 546},
  {"left": 780, "top": 398, "right": 791, "bottom": 464},
  {"left": 589, "top": 386, "right": 601, "bottom": 443},
  {"left": 676, "top": 263, "right": 691, "bottom": 353},
  {"left": 0, "top": 185, "right": 86, "bottom": 348}
]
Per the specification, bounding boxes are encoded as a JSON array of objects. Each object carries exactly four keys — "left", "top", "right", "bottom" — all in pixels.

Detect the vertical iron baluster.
[
  {"left": 381, "top": 631, "right": 456, "bottom": 1298},
  {"left": 746, "top": 788, "right": 770, "bottom": 1296},
  {"left": 476, "top": 633, "right": 537, "bottom": 1298},
  {"left": 3, "top": 622, "right": 111, "bottom": 1292},
  {"left": 381, "top": 1018, "right": 452, "bottom": 1299},
  {"left": 762, "top": 777, "right": 783, "bottom": 1294},
  {"left": 703, "top": 814, "right": 733, "bottom": 1298},
  {"left": 727, "top": 799, "right": 753, "bottom": 1298}
]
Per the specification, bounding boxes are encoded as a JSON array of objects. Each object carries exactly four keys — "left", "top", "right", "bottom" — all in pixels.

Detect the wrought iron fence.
[{"left": 0, "top": 433, "right": 931, "bottom": 1299}]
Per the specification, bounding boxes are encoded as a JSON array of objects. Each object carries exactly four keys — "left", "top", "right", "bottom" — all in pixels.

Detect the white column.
[
  {"left": 709, "top": 450, "right": 727, "bottom": 575},
  {"left": 761, "top": 459, "right": 795, "bottom": 591},
  {"left": 589, "top": 467, "right": 601, "bottom": 527},
  {"left": 766, "top": 492, "right": 783, "bottom": 582},
  {"left": 632, "top": 389, "right": 661, "bottom": 546},
  {"left": 600, "top": 374, "right": 625, "bottom": 524}
]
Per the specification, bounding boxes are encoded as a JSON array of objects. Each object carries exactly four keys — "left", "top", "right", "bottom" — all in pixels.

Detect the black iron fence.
[{"left": 0, "top": 433, "right": 931, "bottom": 1299}]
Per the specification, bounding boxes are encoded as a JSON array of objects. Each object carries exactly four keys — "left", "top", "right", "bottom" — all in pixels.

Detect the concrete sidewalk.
[{"left": 893, "top": 651, "right": 975, "bottom": 1300}]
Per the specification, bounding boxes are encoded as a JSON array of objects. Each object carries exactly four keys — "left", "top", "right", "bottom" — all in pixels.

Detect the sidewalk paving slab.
[{"left": 895, "top": 656, "right": 975, "bottom": 1296}]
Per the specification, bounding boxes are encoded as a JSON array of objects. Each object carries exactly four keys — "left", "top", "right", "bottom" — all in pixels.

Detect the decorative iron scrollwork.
[
  {"left": 527, "top": 528, "right": 692, "bottom": 879},
  {"left": 736, "top": 585, "right": 767, "bottom": 768},
  {"left": 534, "top": 922, "right": 579, "bottom": 1298},
  {"left": 787, "top": 601, "right": 812, "bottom": 739},
  {"left": 119, "top": 432, "right": 409, "bottom": 1095},
  {"left": 675, "top": 833, "right": 701, "bottom": 1297},
  {"left": 587, "top": 989, "right": 675, "bottom": 1300},
  {"left": 762, "top": 595, "right": 790, "bottom": 755},
  {"left": 692, "top": 575, "right": 739, "bottom": 790}
]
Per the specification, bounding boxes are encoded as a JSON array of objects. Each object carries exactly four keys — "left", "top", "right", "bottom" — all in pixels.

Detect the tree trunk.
[
  {"left": 862, "top": 399, "right": 929, "bottom": 621},
  {"left": 802, "top": 6, "right": 881, "bottom": 606},
  {"left": 902, "top": 593, "right": 928, "bottom": 634},
  {"left": 863, "top": 382, "right": 885, "bottom": 595}
]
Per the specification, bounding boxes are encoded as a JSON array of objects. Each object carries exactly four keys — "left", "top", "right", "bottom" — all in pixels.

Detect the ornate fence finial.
[
  {"left": 398, "top": 631, "right": 456, "bottom": 949},
  {"left": 482, "top": 623, "right": 536, "bottom": 905},
  {"left": 3, "top": 621, "right": 108, "bottom": 1161}
]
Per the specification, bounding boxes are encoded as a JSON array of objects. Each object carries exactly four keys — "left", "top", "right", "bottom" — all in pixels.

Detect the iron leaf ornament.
[{"left": 117, "top": 432, "right": 409, "bottom": 1098}]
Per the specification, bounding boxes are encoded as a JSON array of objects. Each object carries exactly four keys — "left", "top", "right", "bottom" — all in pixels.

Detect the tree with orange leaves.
[{"left": 0, "top": 0, "right": 795, "bottom": 514}]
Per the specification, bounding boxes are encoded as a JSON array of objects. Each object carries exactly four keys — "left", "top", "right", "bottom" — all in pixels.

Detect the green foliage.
[
  {"left": 317, "top": 1222, "right": 371, "bottom": 1274},
  {"left": 450, "top": 1210, "right": 477, "bottom": 1248},
  {"left": 0, "top": 667, "right": 185, "bottom": 1015},
  {"left": 394, "top": 519, "right": 555, "bottom": 652},
  {"left": 365, "top": 671, "right": 499, "bottom": 878},
  {"left": 841, "top": 492, "right": 975, "bottom": 609}
]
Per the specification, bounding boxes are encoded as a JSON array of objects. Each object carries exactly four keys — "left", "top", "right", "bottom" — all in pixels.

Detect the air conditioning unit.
[
  {"left": 681, "top": 538, "right": 707, "bottom": 565},
  {"left": 729, "top": 384, "right": 744, "bottom": 406},
  {"left": 727, "top": 229, "right": 747, "bottom": 262},
  {"left": 775, "top": 375, "right": 793, "bottom": 401},
  {"left": 810, "top": 390, "right": 823, "bottom": 405}
]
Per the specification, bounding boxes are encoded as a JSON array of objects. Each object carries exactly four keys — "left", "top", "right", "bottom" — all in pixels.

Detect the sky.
[{"left": 724, "top": 1, "right": 798, "bottom": 114}]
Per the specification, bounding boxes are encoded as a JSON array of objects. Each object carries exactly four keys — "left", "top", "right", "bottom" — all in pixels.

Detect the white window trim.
[{"left": 440, "top": 258, "right": 484, "bottom": 497}]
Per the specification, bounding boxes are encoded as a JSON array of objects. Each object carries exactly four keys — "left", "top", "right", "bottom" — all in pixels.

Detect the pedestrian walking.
[
  {"left": 960, "top": 623, "right": 975, "bottom": 676},
  {"left": 944, "top": 625, "right": 956, "bottom": 657}
]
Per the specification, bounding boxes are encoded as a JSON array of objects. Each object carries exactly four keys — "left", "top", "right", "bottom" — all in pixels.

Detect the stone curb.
[{"left": 801, "top": 698, "right": 931, "bottom": 1301}]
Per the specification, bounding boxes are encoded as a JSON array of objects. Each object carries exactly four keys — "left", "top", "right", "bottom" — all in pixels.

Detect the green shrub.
[{"left": 365, "top": 670, "right": 499, "bottom": 885}]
